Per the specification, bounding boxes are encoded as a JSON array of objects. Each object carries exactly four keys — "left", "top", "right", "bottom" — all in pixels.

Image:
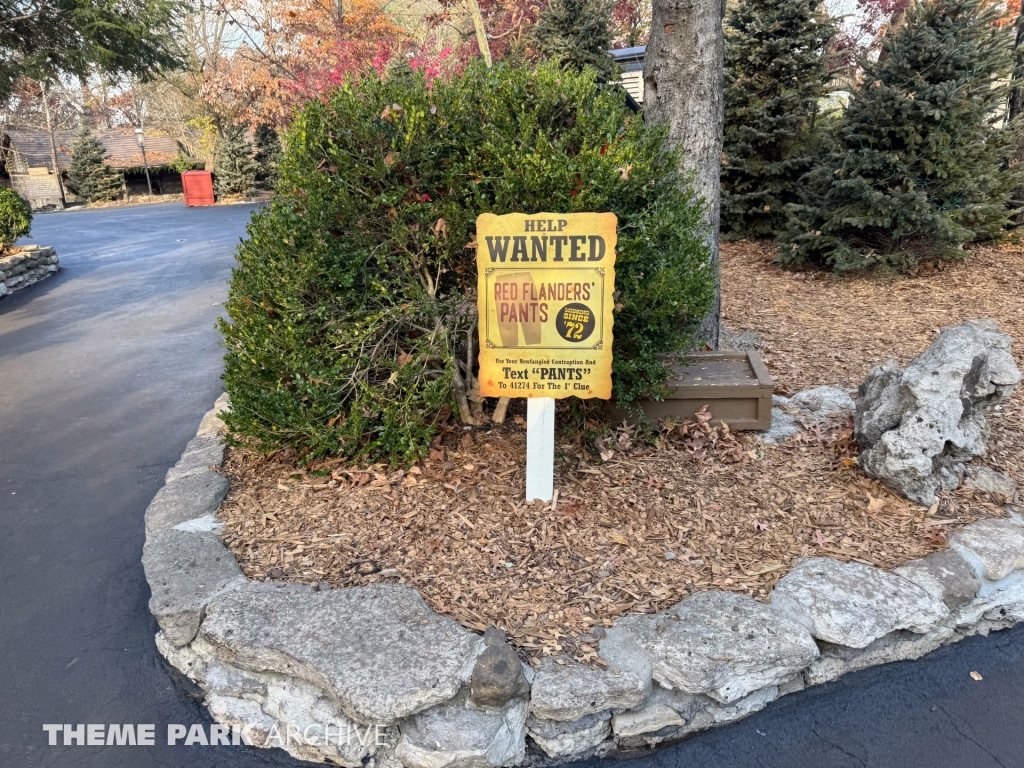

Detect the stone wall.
[
  {"left": 10, "top": 174, "right": 64, "bottom": 210},
  {"left": 144, "top": 396, "right": 1024, "bottom": 767},
  {"left": 0, "top": 245, "right": 59, "bottom": 297}
]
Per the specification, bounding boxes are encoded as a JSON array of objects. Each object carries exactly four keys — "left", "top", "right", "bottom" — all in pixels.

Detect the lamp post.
[{"left": 134, "top": 127, "right": 153, "bottom": 196}]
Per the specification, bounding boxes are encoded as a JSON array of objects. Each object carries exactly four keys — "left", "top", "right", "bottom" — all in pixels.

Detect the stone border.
[
  {"left": 0, "top": 245, "right": 60, "bottom": 298},
  {"left": 144, "top": 395, "right": 1024, "bottom": 766}
]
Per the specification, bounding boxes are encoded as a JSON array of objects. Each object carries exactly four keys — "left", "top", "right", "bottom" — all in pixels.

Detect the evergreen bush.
[
  {"left": 782, "top": 0, "right": 1022, "bottom": 271},
  {"left": 219, "top": 61, "right": 713, "bottom": 463},
  {"left": 534, "top": 0, "right": 617, "bottom": 80},
  {"left": 0, "top": 187, "right": 31, "bottom": 251},
  {"left": 213, "top": 126, "right": 258, "bottom": 198},
  {"left": 66, "top": 128, "right": 122, "bottom": 203},
  {"left": 721, "top": 0, "right": 836, "bottom": 240},
  {"left": 253, "top": 124, "right": 282, "bottom": 190}
]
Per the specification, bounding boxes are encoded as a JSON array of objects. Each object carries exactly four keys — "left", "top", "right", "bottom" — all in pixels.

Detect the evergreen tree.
[
  {"left": 534, "top": 0, "right": 617, "bottom": 80},
  {"left": 782, "top": 0, "right": 1022, "bottom": 272},
  {"left": 213, "top": 126, "right": 258, "bottom": 198},
  {"left": 721, "top": 0, "right": 836, "bottom": 240},
  {"left": 253, "top": 124, "right": 282, "bottom": 190},
  {"left": 66, "top": 128, "right": 122, "bottom": 203}
]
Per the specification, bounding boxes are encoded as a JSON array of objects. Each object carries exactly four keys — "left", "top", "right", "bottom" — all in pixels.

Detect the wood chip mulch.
[{"left": 218, "top": 241, "right": 1024, "bottom": 665}]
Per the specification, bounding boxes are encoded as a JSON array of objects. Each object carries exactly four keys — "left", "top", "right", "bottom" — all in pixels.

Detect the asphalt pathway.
[{"left": 0, "top": 202, "right": 1022, "bottom": 768}]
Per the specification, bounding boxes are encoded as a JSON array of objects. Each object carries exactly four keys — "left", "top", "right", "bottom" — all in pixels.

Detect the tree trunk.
[
  {"left": 40, "top": 83, "right": 66, "bottom": 208},
  {"left": 643, "top": 0, "right": 725, "bottom": 349}
]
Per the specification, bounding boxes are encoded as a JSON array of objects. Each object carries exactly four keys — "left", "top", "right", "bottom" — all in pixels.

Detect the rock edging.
[
  {"left": 144, "top": 394, "right": 1024, "bottom": 766},
  {"left": 0, "top": 245, "right": 59, "bottom": 297}
]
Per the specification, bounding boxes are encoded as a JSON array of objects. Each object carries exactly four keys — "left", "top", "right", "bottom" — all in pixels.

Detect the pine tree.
[
  {"left": 721, "top": 0, "right": 836, "bottom": 240},
  {"left": 534, "top": 0, "right": 617, "bottom": 80},
  {"left": 66, "top": 128, "right": 122, "bottom": 203},
  {"left": 253, "top": 124, "right": 282, "bottom": 190},
  {"left": 782, "top": 0, "right": 1022, "bottom": 272},
  {"left": 213, "top": 126, "right": 258, "bottom": 198}
]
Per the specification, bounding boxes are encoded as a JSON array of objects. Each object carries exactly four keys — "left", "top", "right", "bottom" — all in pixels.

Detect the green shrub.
[
  {"left": 66, "top": 128, "right": 123, "bottom": 203},
  {"left": 721, "top": 0, "right": 836, "bottom": 241},
  {"left": 219, "top": 61, "right": 713, "bottom": 464},
  {"left": 0, "top": 187, "right": 32, "bottom": 251},
  {"left": 213, "top": 126, "right": 258, "bottom": 198},
  {"left": 781, "top": 0, "right": 1021, "bottom": 272}
]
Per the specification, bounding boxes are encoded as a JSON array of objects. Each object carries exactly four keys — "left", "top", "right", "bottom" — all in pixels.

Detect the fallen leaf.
[{"left": 866, "top": 494, "right": 888, "bottom": 513}]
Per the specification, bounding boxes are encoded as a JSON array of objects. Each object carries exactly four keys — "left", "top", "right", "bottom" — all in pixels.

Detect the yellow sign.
[{"left": 476, "top": 212, "right": 616, "bottom": 399}]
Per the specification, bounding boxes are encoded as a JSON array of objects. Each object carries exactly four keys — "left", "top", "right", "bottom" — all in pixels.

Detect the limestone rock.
[
  {"left": 949, "top": 519, "right": 1024, "bottom": 582},
  {"left": 199, "top": 583, "right": 484, "bottom": 725},
  {"left": 802, "top": 627, "right": 956, "bottom": 687},
  {"left": 470, "top": 627, "right": 530, "bottom": 708},
  {"left": 529, "top": 657, "right": 648, "bottom": 722},
  {"left": 611, "top": 703, "right": 685, "bottom": 738},
  {"left": 604, "top": 591, "right": 819, "bottom": 703},
  {"left": 770, "top": 558, "right": 948, "bottom": 648},
  {"left": 789, "top": 386, "right": 856, "bottom": 416},
  {"left": 719, "top": 327, "right": 762, "bottom": 352},
  {"left": 525, "top": 712, "right": 610, "bottom": 759},
  {"left": 166, "top": 437, "right": 226, "bottom": 482},
  {"left": 395, "top": 700, "right": 527, "bottom": 768},
  {"left": 198, "top": 398, "right": 230, "bottom": 437},
  {"left": 895, "top": 550, "right": 981, "bottom": 610},
  {"left": 142, "top": 529, "right": 246, "bottom": 645},
  {"left": 855, "top": 319, "right": 1021, "bottom": 505},
  {"left": 762, "top": 387, "right": 855, "bottom": 444},
  {"left": 965, "top": 467, "right": 1018, "bottom": 499},
  {"left": 145, "top": 470, "right": 230, "bottom": 534}
]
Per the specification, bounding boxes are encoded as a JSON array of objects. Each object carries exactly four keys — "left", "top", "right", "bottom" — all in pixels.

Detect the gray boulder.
[
  {"left": 470, "top": 627, "right": 530, "bottom": 708},
  {"left": 964, "top": 467, "right": 1018, "bottom": 499},
  {"left": 855, "top": 320, "right": 1021, "bottom": 505},
  {"left": 949, "top": 519, "right": 1024, "bottom": 582},
  {"left": 395, "top": 700, "right": 527, "bottom": 768},
  {"left": 770, "top": 558, "right": 948, "bottom": 648},
  {"left": 199, "top": 583, "right": 485, "bottom": 725},
  {"left": 529, "top": 656, "right": 648, "bottom": 722},
  {"left": 603, "top": 591, "right": 819, "bottom": 704},
  {"left": 142, "top": 529, "right": 246, "bottom": 645},
  {"left": 762, "top": 386, "right": 855, "bottom": 444},
  {"left": 145, "top": 470, "right": 230, "bottom": 534},
  {"left": 894, "top": 550, "right": 981, "bottom": 610},
  {"left": 525, "top": 712, "right": 611, "bottom": 759}
]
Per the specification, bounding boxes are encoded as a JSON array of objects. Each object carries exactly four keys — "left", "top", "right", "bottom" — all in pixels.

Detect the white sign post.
[
  {"left": 525, "top": 397, "right": 556, "bottom": 502},
  {"left": 475, "top": 212, "right": 617, "bottom": 506}
]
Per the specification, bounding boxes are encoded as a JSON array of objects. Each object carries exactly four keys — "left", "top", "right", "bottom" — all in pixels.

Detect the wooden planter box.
[{"left": 609, "top": 351, "right": 773, "bottom": 430}]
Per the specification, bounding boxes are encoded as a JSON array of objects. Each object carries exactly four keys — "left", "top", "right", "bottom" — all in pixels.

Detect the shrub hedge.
[
  {"left": 219, "top": 61, "right": 713, "bottom": 463},
  {"left": 0, "top": 187, "right": 31, "bottom": 251}
]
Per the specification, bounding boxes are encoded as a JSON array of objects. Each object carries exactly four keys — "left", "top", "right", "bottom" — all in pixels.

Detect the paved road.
[{"left": 1, "top": 202, "right": 1022, "bottom": 768}]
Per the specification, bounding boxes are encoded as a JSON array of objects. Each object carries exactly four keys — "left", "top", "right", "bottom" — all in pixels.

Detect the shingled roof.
[{"left": 3, "top": 128, "right": 184, "bottom": 172}]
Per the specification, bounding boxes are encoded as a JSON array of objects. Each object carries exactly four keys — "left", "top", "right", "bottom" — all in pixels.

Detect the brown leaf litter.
[{"left": 218, "top": 241, "right": 1024, "bottom": 664}]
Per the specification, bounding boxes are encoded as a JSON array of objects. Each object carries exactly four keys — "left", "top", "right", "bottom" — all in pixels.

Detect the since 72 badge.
[{"left": 476, "top": 212, "right": 616, "bottom": 400}]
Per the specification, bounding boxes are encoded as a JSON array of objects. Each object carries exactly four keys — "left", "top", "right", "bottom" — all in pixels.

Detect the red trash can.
[{"left": 182, "top": 170, "right": 215, "bottom": 207}]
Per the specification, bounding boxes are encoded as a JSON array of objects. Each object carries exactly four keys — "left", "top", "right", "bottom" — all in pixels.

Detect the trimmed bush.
[
  {"left": 0, "top": 187, "right": 32, "bottom": 251},
  {"left": 781, "top": 0, "right": 1021, "bottom": 272},
  {"left": 219, "top": 61, "right": 713, "bottom": 463}
]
